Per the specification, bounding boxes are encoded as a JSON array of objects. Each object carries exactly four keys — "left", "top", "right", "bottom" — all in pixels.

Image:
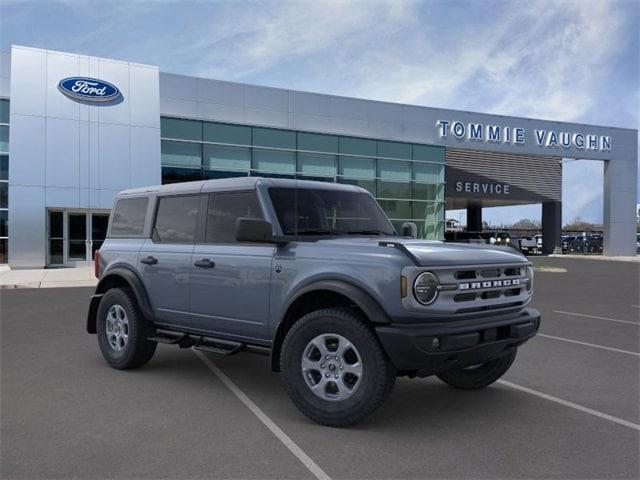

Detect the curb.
[{"left": 0, "top": 281, "right": 98, "bottom": 289}]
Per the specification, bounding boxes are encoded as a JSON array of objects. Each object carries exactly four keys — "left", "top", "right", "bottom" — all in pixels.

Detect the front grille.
[{"left": 432, "top": 263, "right": 531, "bottom": 315}]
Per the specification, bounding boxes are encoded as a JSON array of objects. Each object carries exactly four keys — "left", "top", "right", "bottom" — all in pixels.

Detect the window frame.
[
  {"left": 202, "top": 189, "right": 265, "bottom": 245},
  {"left": 151, "top": 193, "right": 206, "bottom": 245},
  {"left": 108, "top": 196, "right": 150, "bottom": 238}
]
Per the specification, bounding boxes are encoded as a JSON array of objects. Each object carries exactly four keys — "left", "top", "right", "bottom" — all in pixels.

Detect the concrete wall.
[
  {"left": 8, "top": 46, "right": 161, "bottom": 267},
  {"left": 603, "top": 144, "right": 638, "bottom": 255},
  {"left": 0, "top": 50, "right": 10, "bottom": 98}
]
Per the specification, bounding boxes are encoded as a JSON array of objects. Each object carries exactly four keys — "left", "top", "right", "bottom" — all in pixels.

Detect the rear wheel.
[
  {"left": 96, "top": 287, "right": 157, "bottom": 369},
  {"left": 280, "top": 308, "right": 396, "bottom": 427},
  {"left": 436, "top": 348, "right": 517, "bottom": 390}
]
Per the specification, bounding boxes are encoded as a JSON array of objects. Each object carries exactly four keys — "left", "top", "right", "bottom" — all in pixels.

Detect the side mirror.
[
  {"left": 401, "top": 221, "right": 418, "bottom": 239},
  {"left": 235, "top": 218, "right": 274, "bottom": 243}
]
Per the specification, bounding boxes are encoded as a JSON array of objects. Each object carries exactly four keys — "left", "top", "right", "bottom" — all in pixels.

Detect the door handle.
[
  {"left": 141, "top": 256, "right": 158, "bottom": 265},
  {"left": 194, "top": 258, "right": 215, "bottom": 269}
]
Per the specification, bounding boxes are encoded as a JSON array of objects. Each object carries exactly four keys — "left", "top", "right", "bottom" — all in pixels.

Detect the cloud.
[{"left": 1, "top": 0, "right": 636, "bottom": 222}]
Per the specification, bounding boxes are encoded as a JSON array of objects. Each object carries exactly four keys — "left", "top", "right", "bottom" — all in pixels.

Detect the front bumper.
[{"left": 376, "top": 308, "right": 540, "bottom": 376}]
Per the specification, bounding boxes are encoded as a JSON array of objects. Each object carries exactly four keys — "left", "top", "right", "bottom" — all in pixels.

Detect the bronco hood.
[
  {"left": 313, "top": 237, "right": 528, "bottom": 266},
  {"left": 384, "top": 239, "right": 527, "bottom": 266}
]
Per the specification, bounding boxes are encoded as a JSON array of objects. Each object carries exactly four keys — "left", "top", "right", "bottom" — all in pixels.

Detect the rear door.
[
  {"left": 189, "top": 191, "right": 274, "bottom": 341},
  {"left": 138, "top": 194, "right": 202, "bottom": 327}
]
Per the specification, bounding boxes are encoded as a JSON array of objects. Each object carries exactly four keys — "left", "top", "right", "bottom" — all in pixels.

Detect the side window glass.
[
  {"left": 110, "top": 197, "right": 148, "bottom": 236},
  {"left": 153, "top": 195, "right": 200, "bottom": 243},
  {"left": 206, "top": 192, "right": 263, "bottom": 243}
]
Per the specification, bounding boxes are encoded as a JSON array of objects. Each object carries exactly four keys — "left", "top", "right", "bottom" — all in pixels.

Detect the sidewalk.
[
  {"left": 0, "top": 266, "right": 97, "bottom": 289},
  {"left": 548, "top": 254, "right": 640, "bottom": 263}
]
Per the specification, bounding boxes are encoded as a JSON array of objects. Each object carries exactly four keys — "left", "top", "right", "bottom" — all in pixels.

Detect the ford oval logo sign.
[{"left": 57, "top": 77, "right": 121, "bottom": 102}]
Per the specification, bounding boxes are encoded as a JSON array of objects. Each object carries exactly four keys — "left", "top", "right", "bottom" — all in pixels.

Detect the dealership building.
[{"left": 0, "top": 45, "right": 637, "bottom": 268}]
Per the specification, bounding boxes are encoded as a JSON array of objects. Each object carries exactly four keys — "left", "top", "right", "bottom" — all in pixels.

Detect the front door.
[
  {"left": 190, "top": 191, "right": 273, "bottom": 341},
  {"left": 138, "top": 194, "right": 201, "bottom": 326}
]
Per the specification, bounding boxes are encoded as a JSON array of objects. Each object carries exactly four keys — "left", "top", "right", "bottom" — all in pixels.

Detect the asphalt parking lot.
[{"left": 1, "top": 257, "right": 639, "bottom": 479}]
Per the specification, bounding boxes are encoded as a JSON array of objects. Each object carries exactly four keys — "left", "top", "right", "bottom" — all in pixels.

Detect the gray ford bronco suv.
[{"left": 87, "top": 177, "right": 540, "bottom": 427}]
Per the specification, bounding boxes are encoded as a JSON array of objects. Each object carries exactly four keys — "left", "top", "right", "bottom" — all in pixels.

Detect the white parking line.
[
  {"left": 193, "top": 349, "right": 331, "bottom": 480},
  {"left": 537, "top": 333, "right": 640, "bottom": 357},
  {"left": 554, "top": 310, "right": 640, "bottom": 326},
  {"left": 498, "top": 380, "right": 640, "bottom": 431}
]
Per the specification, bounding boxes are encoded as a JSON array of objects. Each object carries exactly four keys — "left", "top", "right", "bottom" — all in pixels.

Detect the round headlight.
[
  {"left": 413, "top": 272, "right": 440, "bottom": 305},
  {"left": 525, "top": 266, "right": 534, "bottom": 292}
]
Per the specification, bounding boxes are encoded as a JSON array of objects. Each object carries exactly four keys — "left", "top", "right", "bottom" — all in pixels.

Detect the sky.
[{"left": 1, "top": 0, "right": 638, "bottom": 226}]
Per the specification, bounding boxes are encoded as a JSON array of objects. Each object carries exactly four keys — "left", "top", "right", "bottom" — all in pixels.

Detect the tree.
[
  {"left": 563, "top": 216, "right": 602, "bottom": 232},
  {"left": 509, "top": 218, "right": 541, "bottom": 230}
]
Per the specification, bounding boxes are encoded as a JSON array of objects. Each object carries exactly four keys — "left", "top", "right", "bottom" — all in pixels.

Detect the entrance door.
[
  {"left": 48, "top": 211, "right": 64, "bottom": 266},
  {"left": 67, "top": 213, "right": 87, "bottom": 262},
  {"left": 46, "top": 210, "right": 111, "bottom": 267},
  {"left": 91, "top": 213, "right": 109, "bottom": 259}
]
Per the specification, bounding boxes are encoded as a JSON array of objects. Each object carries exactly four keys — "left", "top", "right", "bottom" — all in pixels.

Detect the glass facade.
[
  {"left": 0, "top": 99, "right": 8, "bottom": 263},
  {"left": 161, "top": 117, "right": 445, "bottom": 239}
]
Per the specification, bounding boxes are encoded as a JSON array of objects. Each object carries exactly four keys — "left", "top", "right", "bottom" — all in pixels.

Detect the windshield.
[{"left": 268, "top": 187, "right": 396, "bottom": 236}]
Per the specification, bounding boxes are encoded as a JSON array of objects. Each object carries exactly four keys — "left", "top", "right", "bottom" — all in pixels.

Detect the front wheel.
[
  {"left": 436, "top": 348, "right": 517, "bottom": 390},
  {"left": 280, "top": 308, "right": 396, "bottom": 427}
]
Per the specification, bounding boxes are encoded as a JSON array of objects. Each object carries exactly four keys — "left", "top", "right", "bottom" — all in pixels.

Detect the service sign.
[{"left": 58, "top": 77, "right": 121, "bottom": 102}]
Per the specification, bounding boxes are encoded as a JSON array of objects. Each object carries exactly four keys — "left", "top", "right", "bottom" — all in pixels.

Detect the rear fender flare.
[{"left": 86, "top": 266, "right": 153, "bottom": 333}]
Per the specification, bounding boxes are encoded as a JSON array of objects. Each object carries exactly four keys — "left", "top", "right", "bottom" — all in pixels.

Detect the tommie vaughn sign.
[
  {"left": 436, "top": 120, "right": 612, "bottom": 152},
  {"left": 58, "top": 77, "right": 121, "bottom": 102}
]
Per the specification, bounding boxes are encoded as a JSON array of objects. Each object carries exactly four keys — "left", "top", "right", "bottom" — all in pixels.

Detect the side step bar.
[{"left": 148, "top": 328, "right": 270, "bottom": 356}]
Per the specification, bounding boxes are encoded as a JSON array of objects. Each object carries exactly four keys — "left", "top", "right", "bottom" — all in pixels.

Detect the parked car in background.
[
  {"left": 445, "top": 230, "right": 516, "bottom": 249},
  {"left": 563, "top": 235, "right": 603, "bottom": 254},
  {"left": 533, "top": 234, "right": 543, "bottom": 254},
  {"left": 517, "top": 236, "right": 538, "bottom": 255}
]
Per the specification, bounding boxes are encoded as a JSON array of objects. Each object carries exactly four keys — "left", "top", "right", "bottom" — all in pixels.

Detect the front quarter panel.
[{"left": 269, "top": 242, "right": 410, "bottom": 335}]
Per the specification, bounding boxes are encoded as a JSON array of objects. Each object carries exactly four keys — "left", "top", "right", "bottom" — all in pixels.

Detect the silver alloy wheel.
[
  {"left": 301, "top": 333, "right": 363, "bottom": 401},
  {"left": 105, "top": 304, "right": 129, "bottom": 352}
]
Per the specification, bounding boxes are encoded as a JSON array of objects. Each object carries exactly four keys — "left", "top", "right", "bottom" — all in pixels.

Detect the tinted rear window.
[
  {"left": 110, "top": 197, "right": 148, "bottom": 236},
  {"left": 153, "top": 195, "right": 200, "bottom": 244}
]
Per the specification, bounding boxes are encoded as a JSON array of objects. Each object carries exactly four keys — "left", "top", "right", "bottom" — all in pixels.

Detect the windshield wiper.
[
  {"left": 345, "top": 230, "right": 389, "bottom": 235},
  {"left": 285, "top": 228, "right": 393, "bottom": 236},
  {"left": 288, "top": 228, "right": 339, "bottom": 235}
]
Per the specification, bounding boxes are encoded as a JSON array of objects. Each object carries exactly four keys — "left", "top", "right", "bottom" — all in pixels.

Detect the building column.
[
  {"left": 603, "top": 155, "right": 637, "bottom": 256},
  {"left": 542, "top": 201, "right": 562, "bottom": 254},
  {"left": 467, "top": 204, "right": 482, "bottom": 232}
]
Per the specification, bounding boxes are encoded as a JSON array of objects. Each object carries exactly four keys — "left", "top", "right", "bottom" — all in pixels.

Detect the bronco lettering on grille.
[{"left": 459, "top": 278, "right": 520, "bottom": 290}]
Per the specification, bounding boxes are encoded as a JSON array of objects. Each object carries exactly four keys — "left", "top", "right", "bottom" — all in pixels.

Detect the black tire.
[
  {"left": 96, "top": 287, "right": 157, "bottom": 370},
  {"left": 436, "top": 348, "right": 517, "bottom": 390},
  {"left": 280, "top": 307, "right": 396, "bottom": 427}
]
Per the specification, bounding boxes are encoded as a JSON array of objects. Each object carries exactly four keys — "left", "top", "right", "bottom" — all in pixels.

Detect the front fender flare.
[
  {"left": 269, "top": 279, "right": 391, "bottom": 372},
  {"left": 283, "top": 279, "right": 391, "bottom": 326}
]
